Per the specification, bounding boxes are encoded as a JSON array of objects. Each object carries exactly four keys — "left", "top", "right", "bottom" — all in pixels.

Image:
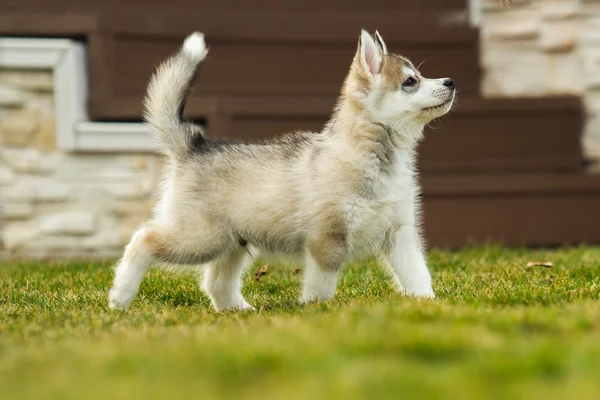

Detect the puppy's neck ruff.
[{"left": 327, "top": 90, "right": 424, "bottom": 156}]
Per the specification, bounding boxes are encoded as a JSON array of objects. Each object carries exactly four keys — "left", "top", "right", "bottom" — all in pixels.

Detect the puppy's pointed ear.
[
  {"left": 374, "top": 30, "right": 388, "bottom": 55},
  {"left": 358, "top": 30, "right": 382, "bottom": 76}
]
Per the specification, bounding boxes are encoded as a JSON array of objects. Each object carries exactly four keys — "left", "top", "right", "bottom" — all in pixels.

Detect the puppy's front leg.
[{"left": 385, "top": 225, "right": 435, "bottom": 299}]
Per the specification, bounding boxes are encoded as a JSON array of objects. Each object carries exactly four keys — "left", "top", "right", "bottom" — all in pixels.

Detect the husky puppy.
[{"left": 108, "top": 30, "right": 456, "bottom": 311}]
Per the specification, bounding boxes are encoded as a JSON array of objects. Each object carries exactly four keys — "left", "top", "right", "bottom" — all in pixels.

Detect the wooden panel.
[
  {"left": 423, "top": 193, "right": 600, "bottom": 248},
  {"left": 0, "top": 0, "right": 467, "bottom": 12},
  {"left": 421, "top": 173, "right": 600, "bottom": 248},
  {"left": 0, "top": 13, "right": 97, "bottom": 36},
  {"left": 420, "top": 103, "right": 584, "bottom": 173},
  {"left": 99, "top": 10, "right": 475, "bottom": 44},
  {"left": 110, "top": 36, "right": 476, "bottom": 98},
  {"left": 422, "top": 174, "right": 600, "bottom": 196},
  {"left": 86, "top": 7, "right": 479, "bottom": 118}
]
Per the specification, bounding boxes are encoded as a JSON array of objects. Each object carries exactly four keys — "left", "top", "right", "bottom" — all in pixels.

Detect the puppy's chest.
[{"left": 342, "top": 167, "right": 415, "bottom": 257}]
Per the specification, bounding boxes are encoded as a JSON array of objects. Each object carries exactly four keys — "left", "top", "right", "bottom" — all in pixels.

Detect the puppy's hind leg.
[
  {"left": 108, "top": 225, "right": 165, "bottom": 310},
  {"left": 201, "top": 248, "right": 254, "bottom": 312}
]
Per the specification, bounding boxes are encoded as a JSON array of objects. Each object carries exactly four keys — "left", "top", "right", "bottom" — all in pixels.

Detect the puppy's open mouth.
[{"left": 422, "top": 96, "right": 454, "bottom": 112}]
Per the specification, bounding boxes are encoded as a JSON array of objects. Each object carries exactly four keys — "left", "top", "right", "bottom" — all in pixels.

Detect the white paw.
[
  {"left": 108, "top": 286, "right": 137, "bottom": 310},
  {"left": 213, "top": 297, "right": 255, "bottom": 312},
  {"left": 405, "top": 287, "right": 436, "bottom": 299},
  {"left": 237, "top": 300, "right": 255, "bottom": 311},
  {"left": 182, "top": 32, "right": 208, "bottom": 62}
]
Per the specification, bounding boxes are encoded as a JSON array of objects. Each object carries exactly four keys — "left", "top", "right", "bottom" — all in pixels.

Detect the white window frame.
[
  {"left": 0, "top": 37, "right": 157, "bottom": 152},
  {"left": 468, "top": 0, "right": 481, "bottom": 27}
]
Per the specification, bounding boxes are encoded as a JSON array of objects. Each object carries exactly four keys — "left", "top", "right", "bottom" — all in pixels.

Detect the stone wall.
[
  {"left": 475, "top": 0, "right": 600, "bottom": 165},
  {"left": 0, "top": 69, "right": 161, "bottom": 259}
]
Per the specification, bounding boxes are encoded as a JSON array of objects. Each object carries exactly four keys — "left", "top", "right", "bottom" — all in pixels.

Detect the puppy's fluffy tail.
[{"left": 143, "top": 32, "right": 208, "bottom": 160}]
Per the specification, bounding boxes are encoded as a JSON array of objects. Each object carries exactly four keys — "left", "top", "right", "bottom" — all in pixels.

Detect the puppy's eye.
[{"left": 403, "top": 77, "right": 416, "bottom": 87}]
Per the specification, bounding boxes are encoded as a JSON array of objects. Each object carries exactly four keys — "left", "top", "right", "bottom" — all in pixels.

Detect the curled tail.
[{"left": 143, "top": 32, "right": 208, "bottom": 160}]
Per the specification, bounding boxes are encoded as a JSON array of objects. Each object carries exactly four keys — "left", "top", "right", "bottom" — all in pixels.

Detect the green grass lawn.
[{"left": 1, "top": 246, "right": 600, "bottom": 400}]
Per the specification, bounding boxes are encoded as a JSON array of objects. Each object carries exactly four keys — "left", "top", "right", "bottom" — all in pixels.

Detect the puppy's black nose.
[{"left": 443, "top": 78, "right": 454, "bottom": 88}]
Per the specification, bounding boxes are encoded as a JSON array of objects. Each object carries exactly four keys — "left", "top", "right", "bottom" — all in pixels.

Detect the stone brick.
[
  {"left": 106, "top": 182, "right": 153, "bottom": 200},
  {"left": 40, "top": 212, "right": 96, "bottom": 235},
  {"left": 29, "top": 236, "right": 83, "bottom": 252},
  {"left": 0, "top": 70, "right": 54, "bottom": 92},
  {"left": 0, "top": 148, "right": 43, "bottom": 174},
  {"left": 0, "top": 164, "right": 15, "bottom": 185},
  {"left": 482, "top": 9, "right": 540, "bottom": 41},
  {"left": 581, "top": 47, "right": 600, "bottom": 90},
  {"left": 129, "top": 155, "right": 153, "bottom": 170},
  {"left": 584, "top": 114, "right": 600, "bottom": 161},
  {"left": 583, "top": 91, "right": 600, "bottom": 114},
  {"left": 36, "top": 113, "right": 56, "bottom": 151},
  {"left": 539, "top": 19, "right": 579, "bottom": 52},
  {"left": 0, "top": 181, "right": 36, "bottom": 202},
  {"left": 581, "top": 2, "right": 600, "bottom": 14},
  {"left": 25, "top": 94, "right": 54, "bottom": 115},
  {"left": 541, "top": 2, "right": 579, "bottom": 21},
  {"left": 82, "top": 232, "right": 124, "bottom": 251},
  {"left": 3, "top": 203, "right": 34, "bottom": 220},
  {"left": 580, "top": 15, "right": 600, "bottom": 44},
  {"left": 482, "top": 47, "right": 547, "bottom": 96},
  {"left": 547, "top": 53, "right": 583, "bottom": 93},
  {"left": 2, "top": 221, "right": 39, "bottom": 251},
  {"left": 0, "top": 109, "right": 40, "bottom": 147},
  {"left": 38, "top": 153, "right": 63, "bottom": 174},
  {"left": 482, "top": 0, "right": 532, "bottom": 11},
  {"left": 0, "top": 85, "right": 26, "bottom": 107},
  {"left": 46, "top": 155, "right": 151, "bottom": 182},
  {"left": 109, "top": 199, "right": 154, "bottom": 218},
  {"left": 66, "top": 188, "right": 111, "bottom": 204},
  {"left": 482, "top": 45, "right": 582, "bottom": 96},
  {"left": 36, "top": 181, "right": 71, "bottom": 202},
  {"left": 584, "top": 138, "right": 600, "bottom": 161},
  {"left": 481, "top": 40, "right": 538, "bottom": 67}
]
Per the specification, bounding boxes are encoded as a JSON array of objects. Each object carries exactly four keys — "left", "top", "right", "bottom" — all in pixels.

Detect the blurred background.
[{"left": 0, "top": 0, "right": 599, "bottom": 259}]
